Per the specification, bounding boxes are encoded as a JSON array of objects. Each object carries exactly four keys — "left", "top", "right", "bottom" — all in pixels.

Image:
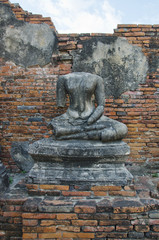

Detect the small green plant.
[
  {"left": 152, "top": 173, "right": 159, "bottom": 178},
  {"left": 21, "top": 170, "right": 26, "bottom": 174},
  {"left": 9, "top": 176, "right": 13, "bottom": 184}
]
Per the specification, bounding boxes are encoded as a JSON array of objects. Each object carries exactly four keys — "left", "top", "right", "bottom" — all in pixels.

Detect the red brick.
[
  {"left": 3, "top": 212, "right": 22, "bottom": 217},
  {"left": 40, "top": 220, "right": 70, "bottom": 226},
  {"left": 116, "top": 225, "right": 133, "bottom": 231},
  {"left": 59, "top": 44, "right": 76, "bottom": 50},
  {"left": 135, "top": 225, "right": 150, "bottom": 232},
  {"left": 131, "top": 28, "right": 142, "bottom": 32},
  {"left": 124, "top": 186, "right": 135, "bottom": 191},
  {"left": 23, "top": 233, "right": 37, "bottom": 239},
  {"left": 114, "top": 206, "right": 145, "bottom": 214},
  {"left": 62, "top": 191, "right": 91, "bottom": 196},
  {"left": 153, "top": 225, "right": 159, "bottom": 232},
  {"left": 91, "top": 186, "right": 121, "bottom": 191},
  {"left": 63, "top": 232, "right": 95, "bottom": 238},
  {"left": 40, "top": 220, "right": 55, "bottom": 226},
  {"left": 124, "top": 32, "right": 145, "bottom": 37},
  {"left": 23, "top": 219, "right": 38, "bottom": 226},
  {"left": 57, "top": 214, "right": 78, "bottom": 220},
  {"left": 74, "top": 205, "right": 96, "bottom": 214},
  {"left": 23, "top": 226, "right": 56, "bottom": 233},
  {"left": 57, "top": 226, "right": 80, "bottom": 232},
  {"left": 72, "top": 220, "right": 98, "bottom": 226},
  {"left": 94, "top": 191, "right": 107, "bottom": 196},
  {"left": 26, "top": 184, "right": 38, "bottom": 190},
  {"left": 96, "top": 232, "right": 127, "bottom": 238},
  {"left": 109, "top": 191, "right": 136, "bottom": 197},
  {"left": 22, "top": 213, "right": 56, "bottom": 219},
  {"left": 38, "top": 232, "right": 62, "bottom": 238},
  {"left": 138, "top": 24, "right": 153, "bottom": 28},
  {"left": 40, "top": 184, "right": 69, "bottom": 190},
  {"left": 117, "top": 24, "right": 138, "bottom": 28}
]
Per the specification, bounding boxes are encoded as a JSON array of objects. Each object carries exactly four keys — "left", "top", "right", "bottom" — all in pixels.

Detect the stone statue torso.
[
  {"left": 49, "top": 72, "right": 128, "bottom": 142},
  {"left": 65, "top": 75, "right": 96, "bottom": 119}
]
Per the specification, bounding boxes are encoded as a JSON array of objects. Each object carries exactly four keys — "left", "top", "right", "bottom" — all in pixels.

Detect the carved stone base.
[
  {"left": 28, "top": 138, "right": 133, "bottom": 187},
  {"left": 29, "top": 138, "right": 130, "bottom": 163},
  {"left": 27, "top": 162, "right": 133, "bottom": 186}
]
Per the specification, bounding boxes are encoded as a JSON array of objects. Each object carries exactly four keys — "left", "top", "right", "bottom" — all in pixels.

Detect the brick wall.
[
  {"left": 0, "top": 0, "right": 159, "bottom": 172},
  {"left": 0, "top": 0, "right": 57, "bottom": 31},
  {"left": 0, "top": 3, "right": 159, "bottom": 240},
  {"left": 1, "top": 193, "right": 159, "bottom": 240},
  {"left": 0, "top": 198, "right": 25, "bottom": 239},
  {"left": 114, "top": 24, "right": 159, "bottom": 167},
  {"left": 22, "top": 200, "right": 159, "bottom": 240}
]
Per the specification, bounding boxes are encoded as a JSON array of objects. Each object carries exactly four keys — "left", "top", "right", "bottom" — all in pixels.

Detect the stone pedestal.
[
  {"left": 27, "top": 138, "right": 133, "bottom": 187},
  {"left": 27, "top": 162, "right": 132, "bottom": 186}
]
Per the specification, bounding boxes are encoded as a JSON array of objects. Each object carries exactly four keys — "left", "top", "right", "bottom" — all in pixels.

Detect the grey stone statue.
[
  {"left": 49, "top": 72, "right": 127, "bottom": 142},
  {"left": 28, "top": 72, "right": 132, "bottom": 186}
]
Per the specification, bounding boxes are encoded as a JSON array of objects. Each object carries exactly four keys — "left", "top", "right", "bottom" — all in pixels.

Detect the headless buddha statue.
[{"left": 49, "top": 72, "right": 127, "bottom": 142}]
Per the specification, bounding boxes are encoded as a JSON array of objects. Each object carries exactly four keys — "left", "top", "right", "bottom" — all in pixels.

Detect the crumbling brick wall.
[{"left": 0, "top": 0, "right": 158, "bottom": 172}]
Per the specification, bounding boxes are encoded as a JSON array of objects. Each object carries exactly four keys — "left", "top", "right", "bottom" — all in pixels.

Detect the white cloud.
[{"left": 16, "top": 0, "right": 122, "bottom": 33}]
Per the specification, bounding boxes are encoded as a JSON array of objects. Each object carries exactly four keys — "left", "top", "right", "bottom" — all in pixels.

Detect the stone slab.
[
  {"left": 10, "top": 141, "right": 34, "bottom": 172},
  {"left": 28, "top": 139, "right": 133, "bottom": 186},
  {"left": 27, "top": 162, "right": 133, "bottom": 186},
  {"left": 29, "top": 138, "right": 130, "bottom": 163}
]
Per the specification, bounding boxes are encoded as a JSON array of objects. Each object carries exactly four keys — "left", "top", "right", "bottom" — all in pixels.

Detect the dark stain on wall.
[
  {"left": 0, "top": 3, "right": 57, "bottom": 67},
  {"left": 71, "top": 37, "right": 148, "bottom": 98}
]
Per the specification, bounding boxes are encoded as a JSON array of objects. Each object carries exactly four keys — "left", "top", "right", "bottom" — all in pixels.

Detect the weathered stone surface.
[
  {"left": 49, "top": 72, "right": 128, "bottom": 142},
  {"left": 0, "top": 161, "right": 9, "bottom": 193},
  {"left": 148, "top": 54, "right": 159, "bottom": 73},
  {"left": 96, "top": 199, "right": 113, "bottom": 213},
  {"left": 71, "top": 37, "right": 148, "bottom": 98},
  {"left": 29, "top": 138, "right": 130, "bottom": 162},
  {"left": 0, "top": 3, "right": 57, "bottom": 67},
  {"left": 148, "top": 37, "right": 159, "bottom": 73},
  {"left": 10, "top": 142, "right": 34, "bottom": 172},
  {"left": 27, "top": 161, "right": 133, "bottom": 186},
  {"left": 0, "top": 146, "right": 9, "bottom": 193},
  {"left": 128, "top": 232, "right": 144, "bottom": 239},
  {"left": 38, "top": 201, "right": 74, "bottom": 213},
  {"left": 27, "top": 140, "right": 132, "bottom": 186},
  {"left": 28, "top": 138, "right": 132, "bottom": 186},
  {"left": 149, "top": 210, "right": 159, "bottom": 219},
  {"left": 113, "top": 199, "right": 142, "bottom": 208},
  {"left": 23, "top": 198, "right": 40, "bottom": 212}
]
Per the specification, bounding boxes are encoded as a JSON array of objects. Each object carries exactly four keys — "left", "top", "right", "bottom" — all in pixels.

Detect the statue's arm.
[
  {"left": 87, "top": 77, "right": 105, "bottom": 125},
  {"left": 56, "top": 76, "right": 67, "bottom": 107}
]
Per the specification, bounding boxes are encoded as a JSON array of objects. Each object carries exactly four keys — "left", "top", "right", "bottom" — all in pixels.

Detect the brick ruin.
[{"left": 0, "top": 0, "right": 159, "bottom": 239}]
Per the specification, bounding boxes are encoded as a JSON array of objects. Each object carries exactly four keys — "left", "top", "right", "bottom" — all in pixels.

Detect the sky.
[{"left": 12, "top": 0, "right": 159, "bottom": 33}]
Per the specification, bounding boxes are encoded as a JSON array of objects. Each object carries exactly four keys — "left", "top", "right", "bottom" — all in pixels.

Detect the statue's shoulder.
[{"left": 59, "top": 72, "right": 103, "bottom": 80}]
